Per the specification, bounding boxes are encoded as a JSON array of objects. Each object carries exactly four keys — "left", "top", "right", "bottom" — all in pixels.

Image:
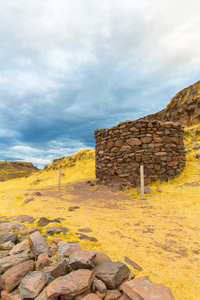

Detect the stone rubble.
[{"left": 0, "top": 219, "right": 175, "bottom": 300}]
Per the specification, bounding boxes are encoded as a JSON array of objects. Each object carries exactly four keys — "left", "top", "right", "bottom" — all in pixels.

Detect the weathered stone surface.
[
  {"left": 124, "top": 257, "right": 143, "bottom": 271},
  {"left": 0, "top": 251, "right": 9, "bottom": 259},
  {"left": 121, "top": 277, "right": 174, "bottom": 300},
  {"left": 0, "top": 241, "right": 15, "bottom": 250},
  {"left": 82, "top": 294, "right": 101, "bottom": 300},
  {"left": 69, "top": 250, "right": 96, "bottom": 270},
  {"left": 95, "top": 118, "right": 185, "bottom": 187},
  {"left": 58, "top": 243, "right": 82, "bottom": 260},
  {"left": 38, "top": 217, "right": 60, "bottom": 227},
  {"left": 78, "top": 228, "right": 93, "bottom": 233},
  {"left": 68, "top": 206, "right": 80, "bottom": 212},
  {"left": 46, "top": 227, "right": 69, "bottom": 236},
  {"left": 105, "top": 290, "right": 121, "bottom": 300},
  {"left": 24, "top": 198, "right": 34, "bottom": 204},
  {"left": 1, "top": 260, "right": 35, "bottom": 292},
  {"left": 19, "top": 271, "right": 48, "bottom": 299},
  {"left": 0, "top": 222, "right": 24, "bottom": 232},
  {"left": 35, "top": 287, "right": 58, "bottom": 300},
  {"left": 35, "top": 254, "right": 51, "bottom": 271},
  {"left": 14, "top": 215, "right": 33, "bottom": 223},
  {"left": 76, "top": 233, "right": 98, "bottom": 242},
  {"left": 0, "top": 254, "right": 30, "bottom": 274},
  {"left": 126, "top": 138, "right": 142, "bottom": 146},
  {"left": 0, "top": 232, "right": 18, "bottom": 245},
  {"left": 93, "top": 262, "right": 130, "bottom": 289},
  {"left": 43, "top": 258, "right": 70, "bottom": 278},
  {"left": 46, "top": 269, "right": 94, "bottom": 299},
  {"left": 29, "top": 231, "right": 51, "bottom": 258},
  {"left": 93, "top": 278, "right": 107, "bottom": 293},
  {"left": 9, "top": 240, "right": 30, "bottom": 256},
  {"left": 20, "top": 228, "right": 40, "bottom": 235},
  {"left": 93, "top": 252, "right": 111, "bottom": 266},
  {"left": 1, "top": 288, "right": 22, "bottom": 300}
]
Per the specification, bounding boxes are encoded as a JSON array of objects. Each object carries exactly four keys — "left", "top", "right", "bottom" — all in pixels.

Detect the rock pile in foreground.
[{"left": 0, "top": 219, "right": 175, "bottom": 300}]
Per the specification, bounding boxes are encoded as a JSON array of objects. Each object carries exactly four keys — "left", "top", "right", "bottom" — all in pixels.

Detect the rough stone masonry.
[{"left": 94, "top": 118, "right": 186, "bottom": 187}]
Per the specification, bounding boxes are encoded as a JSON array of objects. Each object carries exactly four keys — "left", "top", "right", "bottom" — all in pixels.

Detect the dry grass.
[{"left": 0, "top": 146, "right": 200, "bottom": 299}]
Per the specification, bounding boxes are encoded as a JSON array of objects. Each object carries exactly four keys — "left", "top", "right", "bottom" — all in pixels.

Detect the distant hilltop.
[
  {"left": 147, "top": 80, "right": 200, "bottom": 125},
  {"left": 0, "top": 161, "right": 39, "bottom": 181}
]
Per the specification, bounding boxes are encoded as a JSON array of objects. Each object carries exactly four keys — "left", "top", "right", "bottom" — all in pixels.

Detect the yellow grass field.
[{"left": 0, "top": 147, "right": 200, "bottom": 300}]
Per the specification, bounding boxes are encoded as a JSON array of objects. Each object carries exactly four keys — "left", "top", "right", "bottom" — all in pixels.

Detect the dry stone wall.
[{"left": 94, "top": 118, "right": 186, "bottom": 187}]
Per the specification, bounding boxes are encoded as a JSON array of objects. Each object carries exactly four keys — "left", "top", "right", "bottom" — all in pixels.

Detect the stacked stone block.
[{"left": 94, "top": 118, "right": 186, "bottom": 186}]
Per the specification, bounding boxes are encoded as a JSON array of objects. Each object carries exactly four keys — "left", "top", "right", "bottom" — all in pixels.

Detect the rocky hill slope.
[
  {"left": 147, "top": 80, "right": 200, "bottom": 125},
  {"left": 0, "top": 161, "right": 39, "bottom": 181}
]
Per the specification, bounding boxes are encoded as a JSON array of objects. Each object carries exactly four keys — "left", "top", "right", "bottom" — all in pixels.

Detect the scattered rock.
[
  {"left": 46, "top": 227, "right": 69, "bottom": 236},
  {"left": 93, "top": 277, "right": 107, "bottom": 294},
  {"left": 1, "top": 260, "right": 35, "bottom": 292},
  {"left": 19, "top": 271, "right": 48, "bottom": 299},
  {"left": 1, "top": 288, "right": 21, "bottom": 300},
  {"left": 124, "top": 257, "right": 143, "bottom": 271},
  {"left": 38, "top": 218, "right": 60, "bottom": 227},
  {"left": 29, "top": 231, "right": 51, "bottom": 258},
  {"left": 0, "top": 241, "right": 15, "bottom": 250},
  {"left": 31, "top": 192, "right": 42, "bottom": 196},
  {"left": 68, "top": 206, "right": 80, "bottom": 212},
  {"left": 76, "top": 233, "right": 98, "bottom": 242},
  {"left": 9, "top": 240, "right": 30, "bottom": 256},
  {"left": 14, "top": 215, "right": 33, "bottom": 223},
  {"left": 93, "top": 252, "right": 111, "bottom": 266},
  {"left": 193, "top": 144, "right": 200, "bottom": 150},
  {"left": 35, "top": 254, "right": 51, "bottom": 271},
  {"left": 82, "top": 294, "right": 101, "bottom": 300},
  {"left": 104, "top": 290, "right": 122, "bottom": 300},
  {"left": 46, "top": 269, "right": 94, "bottom": 299},
  {"left": 93, "top": 262, "right": 130, "bottom": 289},
  {"left": 35, "top": 287, "right": 57, "bottom": 300},
  {"left": 0, "top": 222, "right": 24, "bottom": 232},
  {"left": 24, "top": 198, "right": 34, "bottom": 204},
  {"left": 20, "top": 228, "right": 40, "bottom": 235},
  {"left": 69, "top": 250, "right": 96, "bottom": 270},
  {"left": 120, "top": 277, "right": 175, "bottom": 300},
  {"left": 78, "top": 228, "right": 93, "bottom": 233},
  {"left": 43, "top": 258, "right": 70, "bottom": 278},
  {"left": 184, "top": 182, "right": 199, "bottom": 187},
  {"left": 58, "top": 243, "right": 82, "bottom": 260},
  {"left": 0, "top": 251, "right": 9, "bottom": 259},
  {"left": 0, "top": 253, "right": 30, "bottom": 274},
  {"left": 0, "top": 232, "right": 18, "bottom": 245}
]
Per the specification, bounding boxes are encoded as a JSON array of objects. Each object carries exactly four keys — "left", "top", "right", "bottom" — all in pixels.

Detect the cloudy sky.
[{"left": 0, "top": 0, "right": 200, "bottom": 168}]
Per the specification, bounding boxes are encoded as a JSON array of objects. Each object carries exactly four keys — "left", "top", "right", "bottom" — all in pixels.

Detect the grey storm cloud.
[{"left": 0, "top": 0, "right": 200, "bottom": 167}]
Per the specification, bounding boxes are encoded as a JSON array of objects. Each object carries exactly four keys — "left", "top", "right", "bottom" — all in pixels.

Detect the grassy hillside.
[
  {"left": 0, "top": 140, "right": 200, "bottom": 300},
  {"left": 0, "top": 161, "right": 39, "bottom": 181}
]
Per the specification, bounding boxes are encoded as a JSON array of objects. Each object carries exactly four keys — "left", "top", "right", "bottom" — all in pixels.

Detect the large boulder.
[
  {"left": 120, "top": 277, "right": 175, "bottom": 300},
  {"left": 29, "top": 231, "right": 51, "bottom": 258},
  {"left": 0, "top": 222, "right": 24, "bottom": 232},
  {"left": 93, "top": 262, "right": 130, "bottom": 289},
  {"left": 1, "top": 260, "right": 35, "bottom": 292},
  {"left": 19, "top": 271, "right": 48, "bottom": 299},
  {"left": 69, "top": 250, "right": 96, "bottom": 270},
  {"left": 46, "top": 269, "right": 94, "bottom": 299},
  {"left": 0, "top": 254, "right": 30, "bottom": 274}
]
